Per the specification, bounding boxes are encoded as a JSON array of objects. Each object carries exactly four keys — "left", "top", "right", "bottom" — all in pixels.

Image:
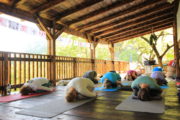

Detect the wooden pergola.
[
  {"left": 0, "top": 0, "right": 178, "bottom": 55},
  {"left": 0, "top": 0, "right": 179, "bottom": 95}
]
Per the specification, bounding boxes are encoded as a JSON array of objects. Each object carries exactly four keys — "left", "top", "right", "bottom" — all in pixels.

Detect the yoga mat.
[
  {"left": 160, "top": 85, "right": 169, "bottom": 89},
  {"left": 16, "top": 98, "right": 95, "bottom": 118},
  {"left": 121, "top": 81, "right": 132, "bottom": 86},
  {"left": 115, "top": 95, "right": 164, "bottom": 113},
  {"left": 0, "top": 91, "right": 53, "bottom": 103},
  {"left": 94, "top": 87, "right": 120, "bottom": 91}
]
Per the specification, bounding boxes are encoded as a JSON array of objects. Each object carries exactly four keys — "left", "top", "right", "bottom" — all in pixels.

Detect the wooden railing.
[{"left": 0, "top": 51, "right": 129, "bottom": 95}]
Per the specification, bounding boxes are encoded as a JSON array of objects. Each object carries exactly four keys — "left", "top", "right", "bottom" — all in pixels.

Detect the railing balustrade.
[{"left": 0, "top": 51, "right": 129, "bottom": 96}]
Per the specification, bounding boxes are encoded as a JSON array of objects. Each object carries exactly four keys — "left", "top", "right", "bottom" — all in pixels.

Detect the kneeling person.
[
  {"left": 151, "top": 67, "right": 167, "bottom": 85},
  {"left": 20, "top": 77, "right": 54, "bottom": 95},
  {"left": 100, "top": 71, "right": 122, "bottom": 89},
  {"left": 131, "top": 76, "right": 162, "bottom": 101},
  {"left": 83, "top": 70, "right": 99, "bottom": 84},
  {"left": 65, "top": 77, "right": 96, "bottom": 102}
]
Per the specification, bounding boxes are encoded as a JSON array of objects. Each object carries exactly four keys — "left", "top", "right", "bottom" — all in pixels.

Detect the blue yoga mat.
[
  {"left": 94, "top": 87, "right": 121, "bottom": 91},
  {"left": 122, "top": 82, "right": 130, "bottom": 86},
  {"left": 160, "top": 85, "right": 169, "bottom": 89}
]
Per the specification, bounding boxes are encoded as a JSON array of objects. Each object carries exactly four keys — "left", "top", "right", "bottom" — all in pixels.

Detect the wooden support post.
[
  {"left": 109, "top": 43, "right": 115, "bottom": 70},
  {"left": 2, "top": 53, "right": 9, "bottom": 96},
  {"left": 173, "top": 20, "right": 180, "bottom": 80},
  {"left": 73, "top": 58, "right": 77, "bottom": 77},
  {"left": 37, "top": 18, "right": 64, "bottom": 85},
  {"left": 90, "top": 42, "right": 97, "bottom": 70}
]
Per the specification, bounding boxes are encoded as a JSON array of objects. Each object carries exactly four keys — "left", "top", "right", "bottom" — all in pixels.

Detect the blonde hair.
[
  {"left": 65, "top": 87, "right": 78, "bottom": 102},
  {"left": 20, "top": 86, "right": 34, "bottom": 95}
]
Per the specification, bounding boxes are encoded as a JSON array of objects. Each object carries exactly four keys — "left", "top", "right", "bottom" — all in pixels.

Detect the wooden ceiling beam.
[
  {"left": 77, "top": 0, "right": 166, "bottom": 31},
  {"left": 11, "top": 0, "right": 20, "bottom": 8},
  {"left": 174, "top": 0, "right": 180, "bottom": 14},
  {"left": 85, "top": 4, "right": 173, "bottom": 34},
  {"left": 31, "top": 0, "right": 66, "bottom": 14},
  {"left": 111, "top": 25, "right": 172, "bottom": 43},
  {"left": 105, "top": 18, "right": 173, "bottom": 40},
  {"left": 97, "top": 14, "right": 173, "bottom": 38},
  {"left": 95, "top": 11, "right": 173, "bottom": 37},
  {"left": 0, "top": 2, "right": 90, "bottom": 42},
  {"left": 109, "top": 22, "right": 173, "bottom": 43},
  {"left": 66, "top": 0, "right": 134, "bottom": 26},
  {"left": 37, "top": 18, "right": 53, "bottom": 40},
  {"left": 0, "top": 2, "right": 35, "bottom": 22},
  {"left": 54, "top": 0, "right": 103, "bottom": 21}
]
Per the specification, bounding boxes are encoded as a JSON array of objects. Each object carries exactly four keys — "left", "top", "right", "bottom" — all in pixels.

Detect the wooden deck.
[{"left": 0, "top": 81, "right": 179, "bottom": 120}]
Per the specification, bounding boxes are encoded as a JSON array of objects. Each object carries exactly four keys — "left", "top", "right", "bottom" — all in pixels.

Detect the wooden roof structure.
[{"left": 0, "top": 0, "right": 178, "bottom": 44}]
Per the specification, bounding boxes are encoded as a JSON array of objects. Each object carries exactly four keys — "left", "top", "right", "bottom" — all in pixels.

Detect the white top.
[
  {"left": 65, "top": 77, "right": 96, "bottom": 97},
  {"left": 24, "top": 77, "right": 52, "bottom": 91}
]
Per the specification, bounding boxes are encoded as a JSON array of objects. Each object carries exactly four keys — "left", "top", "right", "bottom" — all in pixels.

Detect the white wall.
[{"left": 177, "top": 2, "right": 180, "bottom": 41}]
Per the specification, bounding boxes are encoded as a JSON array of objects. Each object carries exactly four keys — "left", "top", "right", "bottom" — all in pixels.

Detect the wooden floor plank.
[{"left": 0, "top": 81, "right": 179, "bottom": 120}]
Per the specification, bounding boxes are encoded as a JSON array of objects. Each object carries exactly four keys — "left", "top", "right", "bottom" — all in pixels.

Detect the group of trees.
[
  {"left": 56, "top": 28, "right": 174, "bottom": 68},
  {"left": 115, "top": 28, "right": 174, "bottom": 68},
  {"left": 56, "top": 33, "right": 111, "bottom": 59}
]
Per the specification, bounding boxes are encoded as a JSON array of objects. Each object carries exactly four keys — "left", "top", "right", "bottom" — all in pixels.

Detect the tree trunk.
[{"left": 157, "top": 57, "right": 163, "bottom": 68}]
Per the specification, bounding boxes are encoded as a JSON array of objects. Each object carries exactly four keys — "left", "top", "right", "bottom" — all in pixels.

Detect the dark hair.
[
  {"left": 137, "top": 88, "right": 151, "bottom": 101},
  {"left": 20, "top": 86, "right": 34, "bottom": 95},
  {"left": 104, "top": 80, "right": 112, "bottom": 89},
  {"left": 110, "top": 70, "right": 116, "bottom": 73},
  {"left": 83, "top": 70, "right": 98, "bottom": 84}
]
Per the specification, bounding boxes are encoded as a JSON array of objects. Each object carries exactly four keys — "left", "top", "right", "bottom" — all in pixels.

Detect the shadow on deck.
[{"left": 0, "top": 81, "right": 179, "bottom": 120}]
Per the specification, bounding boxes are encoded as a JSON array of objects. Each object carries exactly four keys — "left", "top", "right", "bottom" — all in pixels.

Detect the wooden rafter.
[
  {"left": 112, "top": 25, "right": 172, "bottom": 43},
  {"left": 85, "top": 3, "right": 173, "bottom": 34},
  {"left": 77, "top": 0, "right": 165, "bottom": 31},
  {"left": 94, "top": 11, "right": 173, "bottom": 37},
  {"left": 111, "top": 23, "right": 173, "bottom": 43},
  {"left": 0, "top": 0, "right": 176, "bottom": 45},
  {"left": 108, "top": 20, "right": 173, "bottom": 41},
  {"left": 11, "top": 0, "right": 19, "bottom": 8},
  {"left": 98, "top": 14, "right": 173, "bottom": 39},
  {"left": 37, "top": 18, "right": 53, "bottom": 40},
  {"left": 66, "top": 0, "right": 133, "bottom": 26},
  {"left": 54, "top": 27, "right": 65, "bottom": 40},
  {"left": 31, "top": 0, "right": 66, "bottom": 14},
  {"left": 54, "top": 0, "right": 103, "bottom": 21},
  {"left": 63, "top": 27, "right": 90, "bottom": 42},
  {"left": 0, "top": 3, "right": 35, "bottom": 22}
]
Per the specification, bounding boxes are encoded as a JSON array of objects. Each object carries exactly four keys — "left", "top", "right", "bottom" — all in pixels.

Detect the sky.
[{"left": 0, "top": 13, "right": 47, "bottom": 53}]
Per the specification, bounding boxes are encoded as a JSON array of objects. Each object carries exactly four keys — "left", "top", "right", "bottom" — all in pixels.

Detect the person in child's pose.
[
  {"left": 20, "top": 77, "right": 54, "bottom": 95},
  {"left": 131, "top": 76, "right": 162, "bottom": 101},
  {"left": 100, "top": 71, "right": 122, "bottom": 89},
  {"left": 83, "top": 70, "right": 99, "bottom": 84},
  {"left": 124, "top": 70, "right": 138, "bottom": 81},
  {"left": 65, "top": 77, "right": 96, "bottom": 102},
  {"left": 151, "top": 67, "right": 167, "bottom": 85}
]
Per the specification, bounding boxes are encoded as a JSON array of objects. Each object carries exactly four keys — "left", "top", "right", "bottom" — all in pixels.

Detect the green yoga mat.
[
  {"left": 115, "top": 95, "right": 164, "bottom": 113},
  {"left": 16, "top": 98, "right": 95, "bottom": 118}
]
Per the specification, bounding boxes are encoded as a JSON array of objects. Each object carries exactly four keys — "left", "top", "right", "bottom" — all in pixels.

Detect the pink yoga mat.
[{"left": 0, "top": 91, "right": 53, "bottom": 103}]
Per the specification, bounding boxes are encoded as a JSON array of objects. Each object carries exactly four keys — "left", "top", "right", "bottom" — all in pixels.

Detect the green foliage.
[
  {"left": 56, "top": 33, "right": 90, "bottom": 58},
  {"left": 56, "top": 33, "right": 113, "bottom": 60},
  {"left": 115, "top": 28, "right": 173, "bottom": 66},
  {"left": 114, "top": 39, "right": 147, "bottom": 62}
]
